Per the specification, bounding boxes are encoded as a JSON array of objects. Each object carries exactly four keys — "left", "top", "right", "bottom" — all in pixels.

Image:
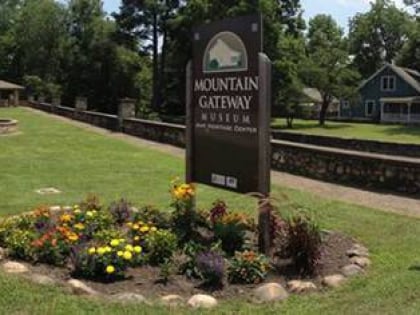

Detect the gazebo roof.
[{"left": 0, "top": 80, "right": 24, "bottom": 90}]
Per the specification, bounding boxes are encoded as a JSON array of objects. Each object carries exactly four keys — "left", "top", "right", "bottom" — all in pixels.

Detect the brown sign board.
[{"left": 186, "top": 14, "right": 271, "bottom": 195}]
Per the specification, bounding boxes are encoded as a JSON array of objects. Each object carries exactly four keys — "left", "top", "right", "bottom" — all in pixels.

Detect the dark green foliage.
[
  {"left": 144, "top": 229, "right": 178, "bottom": 266},
  {"left": 133, "top": 205, "right": 171, "bottom": 229},
  {"left": 279, "top": 213, "right": 322, "bottom": 276},
  {"left": 227, "top": 251, "right": 269, "bottom": 284}
]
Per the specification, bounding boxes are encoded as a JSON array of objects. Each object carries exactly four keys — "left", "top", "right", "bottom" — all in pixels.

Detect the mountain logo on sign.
[{"left": 203, "top": 32, "right": 248, "bottom": 73}]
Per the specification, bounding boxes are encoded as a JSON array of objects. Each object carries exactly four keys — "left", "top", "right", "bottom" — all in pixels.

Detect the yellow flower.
[
  {"left": 150, "top": 227, "right": 157, "bottom": 232},
  {"left": 74, "top": 223, "right": 85, "bottom": 230},
  {"left": 134, "top": 246, "right": 142, "bottom": 253},
  {"left": 88, "top": 247, "right": 96, "bottom": 255},
  {"left": 67, "top": 233, "right": 79, "bottom": 242},
  {"left": 97, "top": 247, "right": 106, "bottom": 255},
  {"left": 123, "top": 251, "right": 132, "bottom": 260},
  {"left": 110, "top": 239, "right": 120, "bottom": 247},
  {"left": 140, "top": 226, "right": 149, "bottom": 233},
  {"left": 127, "top": 222, "right": 133, "bottom": 227},
  {"left": 134, "top": 236, "right": 140, "bottom": 241},
  {"left": 60, "top": 214, "right": 73, "bottom": 223},
  {"left": 132, "top": 224, "right": 139, "bottom": 230},
  {"left": 105, "top": 246, "right": 112, "bottom": 253},
  {"left": 117, "top": 251, "right": 123, "bottom": 257},
  {"left": 86, "top": 211, "right": 94, "bottom": 217},
  {"left": 74, "top": 209, "right": 81, "bottom": 214},
  {"left": 125, "top": 244, "right": 134, "bottom": 252},
  {"left": 106, "top": 265, "right": 115, "bottom": 274},
  {"left": 119, "top": 238, "right": 126, "bottom": 243}
]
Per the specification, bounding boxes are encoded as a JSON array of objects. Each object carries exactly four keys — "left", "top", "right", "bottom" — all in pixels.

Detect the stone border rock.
[{"left": 0, "top": 239, "right": 371, "bottom": 308}]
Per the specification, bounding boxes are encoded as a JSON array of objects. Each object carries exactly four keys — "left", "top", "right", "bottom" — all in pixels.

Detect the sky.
[{"left": 101, "top": 0, "right": 408, "bottom": 31}]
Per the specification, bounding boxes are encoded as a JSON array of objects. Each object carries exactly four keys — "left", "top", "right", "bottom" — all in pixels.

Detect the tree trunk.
[
  {"left": 286, "top": 115, "right": 294, "bottom": 128},
  {"left": 159, "top": 27, "right": 167, "bottom": 112},
  {"left": 151, "top": 11, "right": 159, "bottom": 113},
  {"left": 319, "top": 98, "right": 329, "bottom": 126}
]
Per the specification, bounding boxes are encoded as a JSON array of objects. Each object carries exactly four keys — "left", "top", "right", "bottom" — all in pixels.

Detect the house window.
[
  {"left": 381, "top": 76, "right": 396, "bottom": 92},
  {"left": 365, "top": 100, "right": 375, "bottom": 116}
]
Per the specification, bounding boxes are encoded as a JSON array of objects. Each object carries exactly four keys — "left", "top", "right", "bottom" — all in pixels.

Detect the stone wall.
[
  {"left": 271, "top": 140, "right": 420, "bottom": 195},
  {"left": 123, "top": 118, "right": 185, "bottom": 148},
  {"left": 27, "top": 102, "right": 420, "bottom": 196},
  {"left": 272, "top": 131, "right": 420, "bottom": 158}
]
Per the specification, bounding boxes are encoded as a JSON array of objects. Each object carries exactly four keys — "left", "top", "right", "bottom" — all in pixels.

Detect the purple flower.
[{"left": 196, "top": 251, "right": 225, "bottom": 285}]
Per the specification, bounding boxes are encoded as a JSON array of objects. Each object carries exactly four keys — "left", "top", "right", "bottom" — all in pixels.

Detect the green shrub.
[
  {"left": 3, "top": 229, "right": 35, "bottom": 261},
  {"left": 227, "top": 251, "right": 269, "bottom": 284},
  {"left": 213, "top": 213, "right": 254, "bottom": 256},
  {"left": 133, "top": 205, "right": 170, "bottom": 229},
  {"left": 71, "top": 240, "right": 144, "bottom": 280},
  {"left": 145, "top": 229, "right": 177, "bottom": 265}
]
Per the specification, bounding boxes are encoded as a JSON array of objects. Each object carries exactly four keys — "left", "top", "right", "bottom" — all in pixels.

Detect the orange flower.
[{"left": 51, "top": 238, "right": 57, "bottom": 247}]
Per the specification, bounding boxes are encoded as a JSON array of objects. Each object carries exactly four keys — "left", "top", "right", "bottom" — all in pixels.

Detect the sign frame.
[{"left": 186, "top": 14, "right": 271, "bottom": 196}]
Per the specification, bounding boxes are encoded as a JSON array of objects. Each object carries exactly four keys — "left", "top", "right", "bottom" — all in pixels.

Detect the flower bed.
[{"left": 0, "top": 181, "right": 370, "bottom": 304}]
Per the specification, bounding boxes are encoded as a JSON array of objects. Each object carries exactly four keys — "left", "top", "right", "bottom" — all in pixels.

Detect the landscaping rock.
[
  {"left": 28, "top": 274, "right": 56, "bottom": 286},
  {"left": 35, "top": 188, "right": 61, "bottom": 195},
  {"left": 287, "top": 280, "right": 317, "bottom": 293},
  {"left": 341, "top": 264, "right": 364, "bottom": 277},
  {"left": 347, "top": 244, "right": 369, "bottom": 258},
  {"left": 161, "top": 294, "right": 184, "bottom": 306},
  {"left": 111, "top": 293, "right": 147, "bottom": 304},
  {"left": 2, "top": 261, "right": 29, "bottom": 274},
  {"left": 67, "top": 279, "right": 98, "bottom": 296},
  {"left": 254, "top": 283, "right": 289, "bottom": 303},
  {"left": 350, "top": 256, "right": 371, "bottom": 268},
  {"left": 322, "top": 274, "right": 347, "bottom": 288},
  {"left": 187, "top": 294, "right": 218, "bottom": 309},
  {"left": 49, "top": 206, "right": 61, "bottom": 212}
]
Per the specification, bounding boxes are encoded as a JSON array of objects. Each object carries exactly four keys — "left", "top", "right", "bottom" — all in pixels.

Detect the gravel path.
[{"left": 26, "top": 107, "right": 420, "bottom": 219}]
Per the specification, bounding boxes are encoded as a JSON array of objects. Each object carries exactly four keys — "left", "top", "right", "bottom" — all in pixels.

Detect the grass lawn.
[
  {"left": 272, "top": 118, "right": 420, "bottom": 145},
  {"left": 1, "top": 107, "right": 420, "bottom": 315}
]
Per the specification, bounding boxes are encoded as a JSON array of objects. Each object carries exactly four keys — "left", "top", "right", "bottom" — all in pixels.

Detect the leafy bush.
[
  {"left": 176, "top": 241, "right": 206, "bottom": 279},
  {"left": 227, "top": 251, "right": 269, "bottom": 284},
  {"left": 80, "top": 194, "right": 102, "bottom": 211},
  {"left": 213, "top": 213, "right": 254, "bottom": 256},
  {"left": 3, "top": 229, "right": 35, "bottom": 261},
  {"left": 133, "top": 205, "right": 170, "bottom": 229},
  {"left": 144, "top": 229, "right": 177, "bottom": 265},
  {"left": 196, "top": 250, "right": 225, "bottom": 286},
  {"left": 71, "top": 239, "right": 143, "bottom": 280},
  {"left": 31, "top": 227, "right": 73, "bottom": 265},
  {"left": 282, "top": 214, "right": 322, "bottom": 276},
  {"left": 109, "top": 199, "right": 132, "bottom": 225}
]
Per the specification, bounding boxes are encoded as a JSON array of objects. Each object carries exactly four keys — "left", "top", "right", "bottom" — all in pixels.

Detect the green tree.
[
  {"left": 303, "top": 14, "right": 359, "bottom": 126},
  {"left": 274, "top": 35, "right": 306, "bottom": 128},
  {"left": 115, "top": 0, "right": 181, "bottom": 113},
  {"left": 162, "top": 0, "right": 304, "bottom": 116},
  {"left": 12, "top": 0, "right": 68, "bottom": 83},
  {"left": 348, "top": 0, "right": 413, "bottom": 77}
]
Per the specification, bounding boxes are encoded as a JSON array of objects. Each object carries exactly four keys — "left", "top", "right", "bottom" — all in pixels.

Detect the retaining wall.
[{"left": 27, "top": 102, "right": 420, "bottom": 196}]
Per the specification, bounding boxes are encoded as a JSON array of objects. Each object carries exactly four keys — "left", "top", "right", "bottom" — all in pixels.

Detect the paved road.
[{"left": 26, "top": 107, "right": 420, "bottom": 219}]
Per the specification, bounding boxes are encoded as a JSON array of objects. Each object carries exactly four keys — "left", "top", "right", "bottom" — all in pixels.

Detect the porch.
[{"left": 380, "top": 97, "right": 420, "bottom": 124}]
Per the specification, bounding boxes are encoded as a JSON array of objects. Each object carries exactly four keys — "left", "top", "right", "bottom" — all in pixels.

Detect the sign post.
[{"left": 186, "top": 14, "right": 272, "bottom": 253}]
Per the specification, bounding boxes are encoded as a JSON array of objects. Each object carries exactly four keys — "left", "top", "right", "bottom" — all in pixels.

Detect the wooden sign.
[{"left": 186, "top": 14, "right": 271, "bottom": 195}]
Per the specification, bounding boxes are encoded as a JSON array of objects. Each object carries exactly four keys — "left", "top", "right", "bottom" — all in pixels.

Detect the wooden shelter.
[{"left": 0, "top": 80, "right": 24, "bottom": 107}]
